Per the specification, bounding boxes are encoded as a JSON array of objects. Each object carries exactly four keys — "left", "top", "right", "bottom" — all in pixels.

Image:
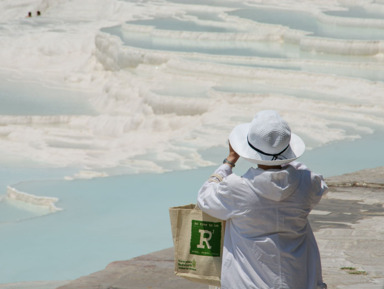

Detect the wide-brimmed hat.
[{"left": 229, "top": 110, "right": 305, "bottom": 165}]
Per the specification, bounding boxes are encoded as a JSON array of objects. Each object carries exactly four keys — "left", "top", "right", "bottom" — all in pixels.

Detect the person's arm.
[
  {"left": 223, "top": 142, "right": 240, "bottom": 168},
  {"left": 197, "top": 143, "right": 241, "bottom": 220},
  {"left": 202, "top": 142, "right": 239, "bottom": 183},
  {"left": 289, "top": 161, "right": 328, "bottom": 208}
]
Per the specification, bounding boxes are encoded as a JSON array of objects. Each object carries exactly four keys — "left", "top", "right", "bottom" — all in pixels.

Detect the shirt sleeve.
[
  {"left": 309, "top": 173, "right": 328, "bottom": 209},
  {"left": 287, "top": 161, "right": 328, "bottom": 208},
  {"left": 197, "top": 164, "right": 247, "bottom": 220}
]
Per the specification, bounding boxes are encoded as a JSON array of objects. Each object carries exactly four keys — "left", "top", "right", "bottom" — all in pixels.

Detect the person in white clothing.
[{"left": 198, "top": 110, "right": 328, "bottom": 289}]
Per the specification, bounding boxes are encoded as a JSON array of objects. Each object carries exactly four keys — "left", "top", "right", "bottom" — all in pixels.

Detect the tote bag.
[{"left": 169, "top": 204, "right": 224, "bottom": 287}]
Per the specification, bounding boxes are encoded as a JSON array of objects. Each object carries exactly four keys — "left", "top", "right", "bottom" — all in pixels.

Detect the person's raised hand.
[{"left": 225, "top": 142, "right": 240, "bottom": 167}]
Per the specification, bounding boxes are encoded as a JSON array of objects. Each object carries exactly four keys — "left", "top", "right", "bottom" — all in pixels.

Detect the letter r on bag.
[
  {"left": 190, "top": 220, "right": 221, "bottom": 257},
  {"left": 197, "top": 229, "right": 212, "bottom": 249}
]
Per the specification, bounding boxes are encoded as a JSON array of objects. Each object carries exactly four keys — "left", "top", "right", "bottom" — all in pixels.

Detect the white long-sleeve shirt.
[{"left": 197, "top": 162, "right": 328, "bottom": 289}]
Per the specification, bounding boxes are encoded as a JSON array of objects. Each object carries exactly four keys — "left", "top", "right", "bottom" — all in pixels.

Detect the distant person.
[
  {"left": 37, "top": 11, "right": 41, "bottom": 16},
  {"left": 27, "top": 12, "right": 32, "bottom": 17},
  {"left": 197, "top": 110, "right": 328, "bottom": 289}
]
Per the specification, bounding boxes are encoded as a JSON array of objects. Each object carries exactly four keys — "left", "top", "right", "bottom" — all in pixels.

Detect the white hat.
[{"left": 229, "top": 110, "right": 305, "bottom": 165}]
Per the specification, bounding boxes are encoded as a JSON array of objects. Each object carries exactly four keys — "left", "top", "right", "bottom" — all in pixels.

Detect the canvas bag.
[{"left": 169, "top": 204, "right": 225, "bottom": 287}]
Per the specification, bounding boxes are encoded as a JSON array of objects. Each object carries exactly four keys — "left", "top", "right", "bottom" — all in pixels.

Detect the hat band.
[{"left": 247, "top": 136, "right": 290, "bottom": 161}]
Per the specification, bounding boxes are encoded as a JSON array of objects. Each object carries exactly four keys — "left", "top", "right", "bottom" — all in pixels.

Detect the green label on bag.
[{"left": 190, "top": 220, "right": 222, "bottom": 257}]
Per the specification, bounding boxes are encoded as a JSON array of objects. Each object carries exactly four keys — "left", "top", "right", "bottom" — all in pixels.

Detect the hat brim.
[{"left": 229, "top": 123, "right": 305, "bottom": 165}]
